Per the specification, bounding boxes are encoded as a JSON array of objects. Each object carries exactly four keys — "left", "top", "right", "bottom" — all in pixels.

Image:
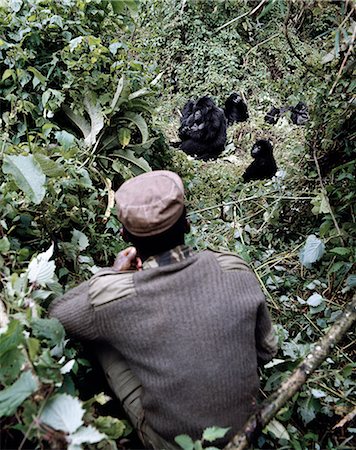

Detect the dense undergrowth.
[{"left": 0, "top": 1, "right": 355, "bottom": 449}]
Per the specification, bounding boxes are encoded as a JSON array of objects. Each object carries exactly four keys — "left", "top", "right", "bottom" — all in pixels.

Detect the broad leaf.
[
  {"left": 128, "top": 88, "right": 150, "bottom": 100},
  {"left": 71, "top": 229, "right": 89, "bottom": 251},
  {"left": 34, "top": 154, "right": 65, "bottom": 177},
  {"left": 94, "top": 416, "right": 126, "bottom": 439},
  {"left": 2, "top": 155, "right": 46, "bottom": 204},
  {"left": 118, "top": 127, "right": 131, "bottom": 148},
  {"left": 306, "top": 293, "right": 323, "bottom": 307},
  {"left": 62, "top": 105, "right": 91, "bottom": 139},
  {"left": 175, "top": 434, "right": 194, "bottom": 450},
  {"left": 40, "top": 394, "right": 84, "bottom": 433},
  {"left": 54, "top": 130, "right": 76, "bottom": 150},
  {"left": 31, "top": 318, "right": 65, "bottom": 347},
  {"left": 202, "top": 426, "right": 230, "bottom": 443},
  {"left": 28, "top": 243, "right": 55, "bottom": 285},
  {"left": 299, "top": 235, "right": 325, "bottom": 268},
  {"left": 264, "top": 419, "right": 290, "bottom": 440},
  {"left": 69, "top": 425, "right": 106, "bottom": 446},
  {"left": 123, "top": 112, "right": 148, "bottom": 143},
  {"left": 114, "top": 149, "right": 151, "bottom": 174},
  {"left": 83, "top": 92, "right": 104, "bottom": 147},
  {"left": 110, "top": 76, "right": 124, "bottom": 110},
  {"left": 0, "top": 371, "right": 39, "bottom": 417}
]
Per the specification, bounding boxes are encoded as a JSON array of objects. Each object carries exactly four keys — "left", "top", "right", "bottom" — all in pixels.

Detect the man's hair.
[{"left": 123, "top": 208, "right": 187, "bottom": 258}]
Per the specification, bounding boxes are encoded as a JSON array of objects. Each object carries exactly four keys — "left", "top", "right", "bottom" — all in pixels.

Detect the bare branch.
[{"left": 224, "top": 295, "right": 356, "bottom": 450}]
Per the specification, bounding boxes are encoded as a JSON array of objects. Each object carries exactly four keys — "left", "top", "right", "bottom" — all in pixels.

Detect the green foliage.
[
  {"left": 0, "top": 0, "right": 355, "bottom": 449},
  {"left": 175, "top": 425, "right": 230, "bottom": 450}
]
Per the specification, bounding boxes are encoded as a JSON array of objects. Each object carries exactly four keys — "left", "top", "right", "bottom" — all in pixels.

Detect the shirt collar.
[{"left": 142, "top": 245, "right": 194, "bottom": 270}]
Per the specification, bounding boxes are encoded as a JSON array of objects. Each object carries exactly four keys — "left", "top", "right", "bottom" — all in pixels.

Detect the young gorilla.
[
  {"left": 178, "top": 96, "right": 227, "bottom": 161},
  {"left": 264, "top": 106, "right": 290, "bottom": 125},
  {"left": 290, "top": 101, "right": 309, "bottom": 125},
  {"left": 243, "top": 139, "right": 278, "bottom": 182},
  {"left": 224, "top": 92, "right": 249, "bottom": 125}
]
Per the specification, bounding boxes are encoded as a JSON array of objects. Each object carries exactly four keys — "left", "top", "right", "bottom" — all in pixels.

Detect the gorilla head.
[{"left": 224, "top": 93, "right": 249, "bottom": 125}]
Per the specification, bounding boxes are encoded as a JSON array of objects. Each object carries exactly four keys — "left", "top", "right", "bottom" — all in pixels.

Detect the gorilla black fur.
[
  {"left": 291, "top": 102, "right": 309, "bottom": 125},
  {"left": 178, "top": 96, "right": 227, "bottom": 161},
  {"left": 224, "top": 93, "right": 249, "bottom": 125},
  {"left": 264, "top": 106, "right": 290, "bottom": 125},
  {"left": 243, "top": 139, "right": 277, "bottom": 182}
]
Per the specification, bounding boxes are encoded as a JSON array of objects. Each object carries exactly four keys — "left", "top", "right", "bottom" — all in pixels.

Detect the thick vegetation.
[{"left": 0, "top": 1, "right": 355, "bottom": 449}]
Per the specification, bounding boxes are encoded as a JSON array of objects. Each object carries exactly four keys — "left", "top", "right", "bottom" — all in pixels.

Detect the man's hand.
[{"left": 112, "top": 247, "right": 142, "bottom": 272}]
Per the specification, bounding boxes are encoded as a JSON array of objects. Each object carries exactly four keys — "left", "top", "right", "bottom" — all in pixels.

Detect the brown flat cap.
[{"left": 115, "top": 170, "right": 185, "bottom": 237}]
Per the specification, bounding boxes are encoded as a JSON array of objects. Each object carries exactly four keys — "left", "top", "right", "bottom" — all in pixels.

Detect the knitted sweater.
[{"left": 50, "top": 247, "right": 277, "bottom": 444}]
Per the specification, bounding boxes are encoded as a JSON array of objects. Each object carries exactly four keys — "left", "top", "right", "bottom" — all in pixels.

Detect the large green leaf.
[
  {"left": 34, "top": 154, "right": 65, "bottom": 177},
  {"left": 175, "top": 434, "right": 194, "bottom": 450},
  {"left": 2, "top": 155, "right": 46, "bottom": 204},
  {"left": 40, "top": 394, "right": 84, "bottom": 433},
  {"left": 31, "top": 318, "right": 65, "bottom": 347},
  {"left": 113, "top": 149, "right": 151, "bottom": 174},
  {"left": 202, "top": 426, "right": 230, "bottom": 443},
  {"left": 83, "top": 92, "right": 104, "bottom": 147},
  {"left": 110, "top": 76, "right": 125, "bottom": 111},
  {"left": 122, "top": 112, "right": 148, "bottom": 143},
  {"left": 28, "top": 243, "right": 56, "bottom": 285},
  {"left": 299, "top": 235, "right": 325, "bottom": 268},
  {"left": 0, "top": 371, "right": 39, "bottom": 417}
]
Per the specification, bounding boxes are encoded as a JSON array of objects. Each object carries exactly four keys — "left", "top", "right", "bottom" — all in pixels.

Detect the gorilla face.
[{"left": 251, "top": 140, "right": 273, "bottom": 158}]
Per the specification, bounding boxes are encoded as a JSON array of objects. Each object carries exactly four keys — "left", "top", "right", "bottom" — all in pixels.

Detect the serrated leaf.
[
  {"left": 264, "top": 418, "right": 290, "bottom": 440},
  {"left": 114, "top": 149, "right": 151, "bottom": 174},
  {"left": 0, "top": 371, "right": 39, "bottom": 417},
  {"left": 31, "top": 317, "right": 65, "bottom": 347},
  {"left": 202, "top": 426, "right": 230, "bottom": 443},
  {"left": 54, "top": 130, "right": 76, "bottom": 150},
  {"left": 34, "top": 154, "right": 65, "bottom": 177},
  {"left": 306, "top": 293, "right": 323, "bottom": 307},
  {"left": 83, "top": 93, "right": 104, "bottom": 147},
  {"left": 175, "top": 434, "right": 194, "bottom": 450},
  {"left": 299, "top": 235, "right": 325, "bottom": 268},
  {"left": 123, "top": 112, "right": 148, "bottom": 143},
  {"left": 69, "top": 425, "right": 106, "bottom": 446},
  {"left": 0, "top": 320, "right": 25, "bottom": 384},
  {"left": 71, "top": 229, "right": 89, "bottom": 251},
  {"left": 40, "top": 394, "right": 84, "bottom": 433},
  {"left": 2, "top": 155, "right": 46, "bottom": 204},
  {"left": 94, "top": 416, "right": 126, "bottom": 439},
  {"left": 118, "top": 127, "right": 131, "bottom": 148},
  {"left": 28, "top": 243, "right": 55, "bottom": 285},
  {"left": 329, "top": 247, "right": 350, "bottom": 256}
]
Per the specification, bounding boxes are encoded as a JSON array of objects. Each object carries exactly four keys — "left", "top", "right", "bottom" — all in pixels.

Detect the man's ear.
[{"left": 120, "top": 227, "right": 131, "bottom": 243}]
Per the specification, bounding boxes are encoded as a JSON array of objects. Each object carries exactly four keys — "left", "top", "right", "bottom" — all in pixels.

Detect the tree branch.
[{"left": 224, "top": 294, "right": 356, "bottom": 450}]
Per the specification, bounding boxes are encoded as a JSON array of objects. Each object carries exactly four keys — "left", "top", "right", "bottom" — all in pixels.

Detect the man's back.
[{"left": 52, "top": 247, "right": 276, "bottom": 443}]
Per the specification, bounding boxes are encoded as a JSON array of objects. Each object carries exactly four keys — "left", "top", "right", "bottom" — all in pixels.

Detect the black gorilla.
[
  {"left": 291, "top": 102, "right": 309, "bottom": 125},
  {"left": 264, "top": 106, "right": 290, "bottom": 125},
  {"left": 243, "top": 139, "right": 277, "bottom": 182},
  {"left": 178, "top": 96, "right": 227, "bottom": 161},
  {"left": 224, "top": 93, "right": 249, "bottom": 125}
]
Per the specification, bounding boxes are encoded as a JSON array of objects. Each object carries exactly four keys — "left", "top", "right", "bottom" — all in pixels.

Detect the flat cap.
[{"left": 115, "top": 170, "right": 185, "bottom": 237}]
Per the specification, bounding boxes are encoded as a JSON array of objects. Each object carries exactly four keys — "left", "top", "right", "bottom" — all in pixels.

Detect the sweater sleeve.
[
  {"left": 255, "top": 301, "right": 278, "bottom": 366},
  {"left": 49, "top": 281, "right": 98, "bottom": 342}
]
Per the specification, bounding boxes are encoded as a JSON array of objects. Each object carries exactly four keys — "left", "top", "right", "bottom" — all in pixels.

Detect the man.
[{"left": 50, "top": 170, "right": 277, "bottom": 449}]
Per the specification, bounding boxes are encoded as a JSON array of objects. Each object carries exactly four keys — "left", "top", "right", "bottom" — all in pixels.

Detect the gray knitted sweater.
[{"left": 50, "top": 247, "right": 277, "bottom": 444}]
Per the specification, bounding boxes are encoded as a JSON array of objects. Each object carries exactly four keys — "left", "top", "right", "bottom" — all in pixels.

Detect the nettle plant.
[{"left": 0, "top": 0, "right": 165, "bottom": 448}]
